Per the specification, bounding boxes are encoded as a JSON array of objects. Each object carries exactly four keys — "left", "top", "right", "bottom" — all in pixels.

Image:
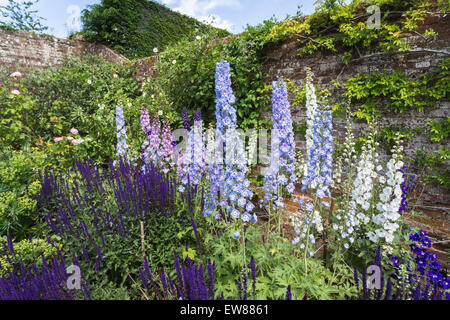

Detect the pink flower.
[
  {"left": 11, "top": 90, "right": 20, "bottom": 95},
  {"left": 9, "top": 71, "right": 22, "bottom": 78},
  {"left": 70, "top": 128, "right": 79, "bottom": 135},
  {"left": 71, "top": 139, "right": 81, "bottom": 145},
  {"left": 54, "top": 137, "right": 64, "bottom": 143},
  {"left": 66, "top": 137, "right": 74, "bottom": 141}
]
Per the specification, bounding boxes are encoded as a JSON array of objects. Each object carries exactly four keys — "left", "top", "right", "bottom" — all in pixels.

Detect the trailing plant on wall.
[{"left": 266, "top": 0, "right": 448, "bottom": 64}]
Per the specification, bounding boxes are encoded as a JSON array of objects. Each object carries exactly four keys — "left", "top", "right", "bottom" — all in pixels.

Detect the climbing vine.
[
  {"left": 343, "top": 58, "right": 450, "bottom": 121},
  {"left": 266, "top": 0, "right": 449, "bottom": 64}
]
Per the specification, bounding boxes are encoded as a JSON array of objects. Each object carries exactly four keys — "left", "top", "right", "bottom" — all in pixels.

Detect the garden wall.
[
  {"left": 261, "top": 15, "right": 450, "bottom": 204},
  {"left": 260, "top": 14, "right": 450, "bottom": 253},
  {"left": 0, "top": 29, "right": 128, "bottom": 71}
]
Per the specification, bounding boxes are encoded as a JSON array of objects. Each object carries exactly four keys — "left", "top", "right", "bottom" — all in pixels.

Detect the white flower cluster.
[
  {"left": 336, "top": 133, "right": 379, "bottom": 247},
  {"left": 350, "top": 133, "right": 379, "bottom": 213},
  {"left": 304, "top": 67, "right": 318, "bottom": 177},
  {"left": 332, "top": 129, "right": 406, "bottom": 247},
  {"left": 369, "top": 142, "right": 404, "bottom": 243}
]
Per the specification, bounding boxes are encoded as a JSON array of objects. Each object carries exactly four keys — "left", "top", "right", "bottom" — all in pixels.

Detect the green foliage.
[
  {"left": 0, "top": 86, "right": 37, "bottom": 147},
  {"left": 0, "top": 0, "right": 48, "bottom": 33},
  {"left": 88, "top": 280, "right": 132, "bottom": 300},
  {"left": 207, "top": 226, "right": 358, "bottom": 300},
  {"left": 416, "top": 148, "right": 450, "bottom": 189},
  {"left": 378, "top": 127, "right": 420, "bottom": 150},
  {"left": 344, "top": 59, "right": 450, "bottom": 116},
  {"left": 0, "top": 55, "right": 141, "bottom": 166},
  {"left": 0, "top": 144, "right": 45, "bottom": 237},
  {"left": 428, "top": 117, "right": 450, "bottom": 143},
  {"left": 79, "top": 0, "right": 228, "bottom": 59},
  {"left": 0, "top": 238, "right": 58, "bottom": 277},
  {"left": 267, "top": 0, "right": 446, "bottom": 64}
]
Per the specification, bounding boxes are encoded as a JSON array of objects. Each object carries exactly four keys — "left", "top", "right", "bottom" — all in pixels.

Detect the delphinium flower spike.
[{"left": 114, "top": 104, "right": 130, "bottom": 165}]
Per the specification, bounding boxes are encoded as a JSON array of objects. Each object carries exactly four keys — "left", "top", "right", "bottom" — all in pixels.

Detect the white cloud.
[
  {"left": 165, "top": 0, "right": 239, "bottom": 32},
  {"left": 161, "top": 0, "right": 177, "bottom": 5},
  {"left": 199, "top": 14, "right": 234, "bottom": 32},
  {"left": 66, "top": 5, "right": 81, "bottom": 32}
]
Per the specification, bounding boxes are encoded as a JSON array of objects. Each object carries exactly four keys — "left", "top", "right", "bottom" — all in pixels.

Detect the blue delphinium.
[
  {"left": 205, "top": 60, "right": 255, "bottom": 224},
  {"left": 114, "top": 104, "right": 130, "bottom": 165},
  {"left": 301, "top": 104, "right": 333, "bottom": 198},
  {"left": 262, "top": 80, "right": 297, "bottom": 211},
  {"left": 292, "top": 102, "right": 333, "bottom": 256},
  {"left": 179, "top": 109, "right": 205, "bottom": 190},
  {"left": 408, "top": 230, "right": 448, "bottom": 292},
  {"left": 215, "top": 60, "right": 237, "bottom": 137}
]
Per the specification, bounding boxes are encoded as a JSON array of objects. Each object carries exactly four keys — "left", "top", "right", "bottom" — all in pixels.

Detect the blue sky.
[{"left": 0, "top": 0, "right": 319, "bottom": 38}]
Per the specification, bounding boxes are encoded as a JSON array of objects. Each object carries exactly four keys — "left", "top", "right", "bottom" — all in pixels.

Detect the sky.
[{"left": 0, "top": 0, "right": 319, "bottom": 38}]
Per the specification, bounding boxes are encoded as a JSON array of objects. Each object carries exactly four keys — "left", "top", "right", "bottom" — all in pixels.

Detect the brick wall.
[
  {"left": 0, "top": 29, "right": 128, "bottom": 70},
  {"left": 261, "top": 14, "right": 450, "bottom": 206}
]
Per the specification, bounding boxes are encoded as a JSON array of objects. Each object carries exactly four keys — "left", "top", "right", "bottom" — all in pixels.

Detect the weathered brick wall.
[
  {"left": 261, "top": 14, "right": 449, "bottom": 256},
  {"left": 261, "top": 14, "right": 450, "bottom": 206},
  {"left": 0, "top": 29, "right": 128, "bottom": 70}
]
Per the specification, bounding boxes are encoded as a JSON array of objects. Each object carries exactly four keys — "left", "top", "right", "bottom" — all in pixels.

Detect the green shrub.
[
  {"left": 0, "top": 86, "right": 37, "bottom": 147},
  {"left": 1, "top": 55, "right": 142, "bottom": 166},
  {"left": 0, "top": 144, "right": 45, "bottom": 237},
  {"left": 0, "top": 238, "right": 58, "bottom": 277},
  {"left": 79, "top": 0, "right": 228, "bottom": 59}
]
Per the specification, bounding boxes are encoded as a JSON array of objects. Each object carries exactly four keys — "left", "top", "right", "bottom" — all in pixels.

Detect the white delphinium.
[
  {"left": 350, "top": 132, "right": 379, "bottom": 213},
  {"left": 339, "top": 131, "right": 379, "bottom": 247},
  {"left": 311, "top": 210, "right": 324, "bottom": 233},
  {"left": 304, "top": 67, "right": 318, "bottom": 177},
  {"left": 370, "top": 137, "right": 404, "bottom": 243}
]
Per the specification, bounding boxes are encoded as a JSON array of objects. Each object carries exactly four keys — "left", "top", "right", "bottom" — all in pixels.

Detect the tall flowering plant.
[
  {"left": 371, "top": 140, "right": 404, "bottom": 243},
  {"left": 158, "top": 119, "right": 176, "bottom": 174},
  {"left": 289, "top": 71, "right": 334, "bottom": 264},
  {"left": 291, "top": 102, "right": 333, "bottom": 263},
  {"left": 175, "top": 109, "right": 208, "bottom": 219},
  {"left": 210, "top": 61, "right": 256, "bottom": 223},
  {"left": 114, "top": 104, "right": 130, "bottom": 165},
  {"left": 262, "top": 79, "right": 296, "bottom": 234},
  {"left": 304, "top": 67, "right": 319, "bottom": 177},
  {"left": 180, "top": 110, "right": 206, "bottom": 187},
  {"left": 329, "top": 123, "right": 407, "bottom": 264}
]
